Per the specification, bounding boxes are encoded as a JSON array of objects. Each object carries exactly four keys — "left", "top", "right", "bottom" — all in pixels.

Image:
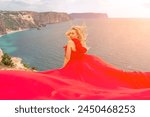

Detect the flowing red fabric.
[{"left": 0, "top": 38, "right": 150, "bottom": 99}]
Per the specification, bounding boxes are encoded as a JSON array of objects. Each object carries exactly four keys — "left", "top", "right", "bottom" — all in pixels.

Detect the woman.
[{"left": 0, "top": 25, "right": 150, "bottom": 99}]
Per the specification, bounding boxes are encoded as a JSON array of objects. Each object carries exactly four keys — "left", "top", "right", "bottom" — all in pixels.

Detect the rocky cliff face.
[
  {"left": 32, "top": 12, "right": 71, "bottom": 26},
  {"left": 0, "top": 11, "right": 109, "bottom": 35},
  {"left": 0, "top": 11, "right": 71, "bottom": 35},
  {"left": 0, "top": 18, "right": 6, "bottom": 35}
]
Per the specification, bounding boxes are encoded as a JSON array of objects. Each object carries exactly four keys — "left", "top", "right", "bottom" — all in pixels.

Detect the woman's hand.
[
  {"left": 65, "top": 30, "right": 72, "bottom": 40},
  {"left": 65, "top": 31, "right": 70, "bottom": 36}
]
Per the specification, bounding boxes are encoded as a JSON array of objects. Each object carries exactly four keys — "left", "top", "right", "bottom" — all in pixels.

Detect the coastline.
[{"left": 0, "top": 28, "right": 29, "bottom": 37}]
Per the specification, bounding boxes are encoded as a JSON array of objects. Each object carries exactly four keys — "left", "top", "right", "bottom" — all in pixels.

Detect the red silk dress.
[{"left": 0, "top": 38, "right": 150, "bottom": 99}]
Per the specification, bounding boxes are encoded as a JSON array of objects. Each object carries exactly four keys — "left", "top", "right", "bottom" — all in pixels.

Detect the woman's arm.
[{"left": 63, "top": 40, "right": 73, "bottom": 67}]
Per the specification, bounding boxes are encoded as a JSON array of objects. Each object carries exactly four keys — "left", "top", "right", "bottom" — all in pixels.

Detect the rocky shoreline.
[
  {"left": 0, "top": 28, "right": 28, "bottom": 37},
  {"left": 0, "top": 11, "right": 108, "bottom": 36},
  {"left": 0, "top": 48, "right": 35, "bottom": 71}
]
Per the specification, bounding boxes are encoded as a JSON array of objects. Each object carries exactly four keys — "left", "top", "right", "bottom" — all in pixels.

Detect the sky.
[{"left": 0, "top": 0, "right": 150, "bottom": 17}]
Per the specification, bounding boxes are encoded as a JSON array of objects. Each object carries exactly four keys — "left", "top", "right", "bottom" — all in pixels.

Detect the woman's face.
[{"left": 68, "top": 29, "right": 78, "bottom": 39}]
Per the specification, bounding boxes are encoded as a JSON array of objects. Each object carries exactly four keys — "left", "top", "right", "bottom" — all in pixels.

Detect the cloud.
[
  {"left": 0, "top": 0, "right": 104, "bottom": 12},
  {"left": 0, "top": 0, "right": 43, "bottom": 5},
  {"left": 0, "top": 0, "right": 44, "bottom": 11},
  {"left": 14, "top": 0, "right": 42, "bottom": 5},
  {"left": 0, "top": 0, "right": 150, "bottom": 17},
  {"left": 0, "top": 0, "right": 11, "bottom": 1}
]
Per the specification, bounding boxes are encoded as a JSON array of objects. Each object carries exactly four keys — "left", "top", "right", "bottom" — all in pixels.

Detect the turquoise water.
[{"left": 1, "top": 19, "right": 150, "bottom": 71}]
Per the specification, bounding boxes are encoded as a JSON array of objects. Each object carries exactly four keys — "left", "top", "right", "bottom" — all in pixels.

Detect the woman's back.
[{"left": 64, "top": 38, "right": 87, "bottom": 60}]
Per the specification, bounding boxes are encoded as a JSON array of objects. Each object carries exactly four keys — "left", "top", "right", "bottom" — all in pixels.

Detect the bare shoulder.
[
  {"left": 67, "top": 40, "right": 76, "bottom": 51},
  {"left": 67, "top": 40, "right": 75, "bottom": 46}
]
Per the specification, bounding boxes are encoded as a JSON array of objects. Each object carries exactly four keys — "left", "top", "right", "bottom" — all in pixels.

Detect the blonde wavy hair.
[{"left": 69, "top": 25, "right": 88, "bottom": 49}]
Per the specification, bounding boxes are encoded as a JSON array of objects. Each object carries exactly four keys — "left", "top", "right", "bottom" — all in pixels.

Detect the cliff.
[
  {"left": 0, "top": 18, "right": 6, "bottom": 35},
  {"left": 32, "top": 12, "right": 72, "bottom": 25},
  {"left": 0, "top": 11, "right": 109, "bottom": 35},
  {"left": 0, "top": 11, "right": 71, "bottom": 35},
  {"left": 70, "top": 13, "right": 108, "bottom": 19},
  {"left": 0, "top": 48, "right": 35, "bottom": 71}
]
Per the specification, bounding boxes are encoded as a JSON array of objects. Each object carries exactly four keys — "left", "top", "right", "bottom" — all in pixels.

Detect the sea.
[{"left": 0, "top": 18, "right": 150, "bottom": 71}]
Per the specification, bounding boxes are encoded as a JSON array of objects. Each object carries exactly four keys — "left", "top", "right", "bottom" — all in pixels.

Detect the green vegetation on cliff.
[
  {"left": 0, "top": 50, "right": 37, "bottom": 71},
  {"left": 1, "top": 53, "right": 14, "bottom": 67}
]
